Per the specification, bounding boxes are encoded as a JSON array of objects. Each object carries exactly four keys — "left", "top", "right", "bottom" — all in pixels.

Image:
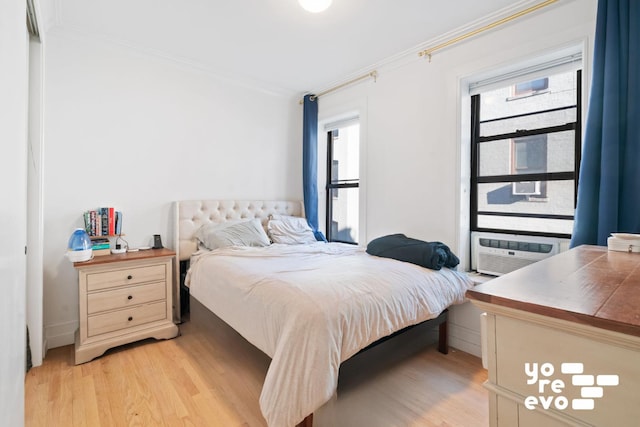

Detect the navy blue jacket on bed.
[{"left": 365, "top": 233, "right": 460, "bottom": 271}]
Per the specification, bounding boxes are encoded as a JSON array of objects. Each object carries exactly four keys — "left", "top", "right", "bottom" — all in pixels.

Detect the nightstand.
[{"left": 73, "top": 248, "right": 179, "bottom": 364}]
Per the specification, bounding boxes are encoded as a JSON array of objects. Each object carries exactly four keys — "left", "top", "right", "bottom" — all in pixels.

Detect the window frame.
[
  {"left": 325, "top": 128, "right": 359, "bottom": 244},
  {"left": 470, "top": 69, "right": 582, "bottom": 239}
]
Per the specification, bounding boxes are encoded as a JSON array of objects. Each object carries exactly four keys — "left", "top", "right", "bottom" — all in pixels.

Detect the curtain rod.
[
  {"left": 418, "top": 0, "right": 558, "bottom": 61},
  {"left": 299, "top": 71, "right": 378, "bottom": 104}
]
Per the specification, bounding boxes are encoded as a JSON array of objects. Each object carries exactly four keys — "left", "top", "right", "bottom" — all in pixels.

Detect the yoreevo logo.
[{"left": 524, "top": 362, "right": 619, "bottom": 411}]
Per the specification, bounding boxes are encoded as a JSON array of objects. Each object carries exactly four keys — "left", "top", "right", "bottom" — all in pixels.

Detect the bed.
[{"left": 174, "top": 200, "right": 473, "bottom": 427}]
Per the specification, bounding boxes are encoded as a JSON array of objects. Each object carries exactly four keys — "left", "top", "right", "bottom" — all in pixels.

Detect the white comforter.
[{"left": 186, "top": 242, "right": 473, "bottom": 427}]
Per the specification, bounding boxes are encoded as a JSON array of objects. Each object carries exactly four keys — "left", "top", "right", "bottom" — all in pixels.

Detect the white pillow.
[
  {"left": 196, "top": 219, "right": 270, "bottom": 250},
  {"left": 267, "top": 215, "right": 318, "bottom": 245},
  {"left": 194, "top": 220, "right": 242, "bottom": 250}
]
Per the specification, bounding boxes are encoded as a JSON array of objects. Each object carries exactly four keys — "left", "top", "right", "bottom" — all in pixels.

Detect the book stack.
[
  {"left": 90, "top": 237, "right": 111, "bottom": 256},
  {"left": 84, "top": 207, "right": 123, "bottom": 237}
]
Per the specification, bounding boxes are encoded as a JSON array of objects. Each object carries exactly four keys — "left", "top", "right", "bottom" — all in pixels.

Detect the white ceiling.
[{"left": 41, "top": 0, "right": 536, "bottom": 95}]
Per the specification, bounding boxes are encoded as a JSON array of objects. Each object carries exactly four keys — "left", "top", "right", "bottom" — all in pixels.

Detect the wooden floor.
[{"left": 25, "top": 311, "right": 488, "bottom": 427}]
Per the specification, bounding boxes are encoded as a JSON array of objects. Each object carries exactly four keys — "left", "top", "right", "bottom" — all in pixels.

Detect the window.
[
  {"left": 326, "top": 121, "right": 359, "bottom": 244},
  {"left": 512, "top": 135, "right": 547, "bottom": 197},
  {"left": 470, "top": 69, "right": 581, "bottom": 237}
]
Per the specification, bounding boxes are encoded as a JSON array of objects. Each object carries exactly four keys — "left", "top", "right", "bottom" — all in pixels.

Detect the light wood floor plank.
[{"left": 25, "top": 312, "right": 488, "bottom": 427}]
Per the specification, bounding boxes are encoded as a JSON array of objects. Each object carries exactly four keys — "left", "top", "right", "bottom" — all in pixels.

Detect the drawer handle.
[
  {"left": 127, "top": 295, "right": 133, "bottom": 300},
  {"left": 128, "top": 316, "right": 133, "bottom": 321},
  {"left": 127, "top": 275, "right": 133, "bottom": 280}
]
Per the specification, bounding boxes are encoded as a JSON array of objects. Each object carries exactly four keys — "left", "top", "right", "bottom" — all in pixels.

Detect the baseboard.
[
  {"left": 449, "top": 323, "right": 481, "bottom": 358},
  {"left": 45, "top": 320, "right": 77, "bottom": 349}
]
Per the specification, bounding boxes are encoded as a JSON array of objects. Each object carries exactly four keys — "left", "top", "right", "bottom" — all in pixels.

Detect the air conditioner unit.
[
  {"left": 471, "top": 231, "right": 561, "bottom": 276},
  {"left": 512, "top": 181, "right": 541, "bottom": 196}
]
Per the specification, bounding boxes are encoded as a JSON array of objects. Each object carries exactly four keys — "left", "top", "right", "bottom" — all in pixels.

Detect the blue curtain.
[
  {"left": 302, "top": 94, "right": 326, "bottom": 241},
  {"left": 571, "top": 0, "right": 640, "bottom": 247}
]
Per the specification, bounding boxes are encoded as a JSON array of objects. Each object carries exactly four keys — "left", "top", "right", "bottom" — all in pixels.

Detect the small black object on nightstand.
[{"left": 152, "top": 234, "right": 163, "bottom": 249}]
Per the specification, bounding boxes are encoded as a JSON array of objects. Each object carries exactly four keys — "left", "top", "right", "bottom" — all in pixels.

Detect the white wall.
[
  {"left": 0, "top": 1, "right": 28, "bottom": 425},
  {"left": 42, "top": 31, "right": 302, "bottom": 347},
  {"left": 318, "top": 0, "right": 597, "bottom": 356}
]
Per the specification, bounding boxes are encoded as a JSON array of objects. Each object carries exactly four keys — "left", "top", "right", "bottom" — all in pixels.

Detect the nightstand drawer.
[
  {"left": 87, "top": 282, "right": 166, "bottom": 315},
  {"left": 88, "top": 301, "right": 167, "bottom": 337},
  {"left": 86, "top": 264, "right": 166, "bottom": 291}
]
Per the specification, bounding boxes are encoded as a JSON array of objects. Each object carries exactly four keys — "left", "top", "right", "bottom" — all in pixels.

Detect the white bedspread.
[{"left": 186, "top": 242, "right": 473, "bottom": 427}]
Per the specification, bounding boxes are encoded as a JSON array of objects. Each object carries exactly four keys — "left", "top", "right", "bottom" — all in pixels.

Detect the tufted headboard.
[
  {"left": 173, "top": 200, "right": 305, "bottom": 262},
  {"left": 171, "top": 200, "right": 304, "bottom": 322}
]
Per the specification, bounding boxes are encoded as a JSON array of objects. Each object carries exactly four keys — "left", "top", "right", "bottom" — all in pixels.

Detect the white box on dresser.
[{"left": 74, "top": 248, "right": 179, "bottom": 364}]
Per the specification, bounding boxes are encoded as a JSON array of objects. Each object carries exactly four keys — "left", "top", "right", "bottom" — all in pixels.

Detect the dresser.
[
  {"left": 466, "top": 245, "right": 640, "bottom": 427},
  {"left": 74, "top": 248, "right": 179, "bottom": 364}
]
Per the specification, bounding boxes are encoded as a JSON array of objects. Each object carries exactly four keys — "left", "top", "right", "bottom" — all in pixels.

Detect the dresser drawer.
[
  {"left": 87, "top": 282, "right": 166, "bottom": 315},
  {"left": 88, "top": 301, "right": 167, "bottom": 337},
  {"left": 86, "top": 264, "right": 166, "bottom": 291}
]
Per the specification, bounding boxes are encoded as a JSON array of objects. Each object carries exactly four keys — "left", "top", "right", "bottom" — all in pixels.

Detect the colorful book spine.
[
  {"left": 115, "top": 211, "right": 122, "bottom": 235},
  {"left": 101, "top": 207, "right": 108, "bottom": 236},
  {"left": 108, "top": 207, "right": 115, "bottom": 236},
  {"left": 90, "top": 210, "right": 97, "bottom": 236},
  {"left": 84, "top": 211, "right": 91, "bottom": 234},
  {"left": 84, "top": 207, "right": 121, "bottom": 237}
]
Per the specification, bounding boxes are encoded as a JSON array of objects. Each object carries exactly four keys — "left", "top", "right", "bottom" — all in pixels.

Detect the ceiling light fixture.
[{"left": 298, "top": 0, "right": 332, "bottom": 13}]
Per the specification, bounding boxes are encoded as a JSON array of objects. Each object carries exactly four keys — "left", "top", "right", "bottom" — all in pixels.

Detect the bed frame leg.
[
  {"left": 438, "top": 319, "right": 448, "bottom": 354},
  {"left": 296, "top": 413, "right": 313, "bottom": 427}
]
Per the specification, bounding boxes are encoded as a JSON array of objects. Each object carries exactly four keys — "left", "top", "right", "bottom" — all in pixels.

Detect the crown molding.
[
  {"left": 304, "top": 0, "right": 569, "bottom": 99},
  {"left": 47, "top": 24, "right": 297, "bottom": 99},
  {"left": 47, "top": 0, "right": 571, "bottom": 102}
]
